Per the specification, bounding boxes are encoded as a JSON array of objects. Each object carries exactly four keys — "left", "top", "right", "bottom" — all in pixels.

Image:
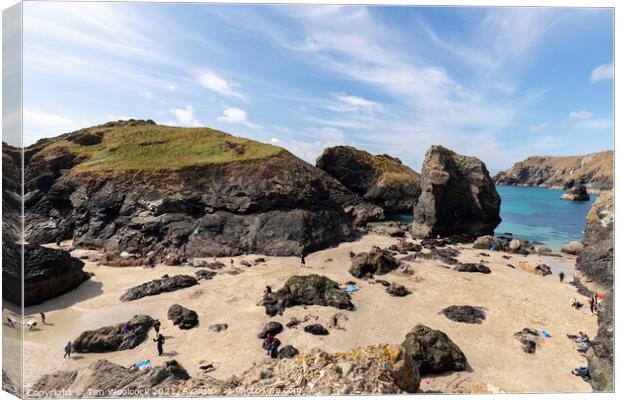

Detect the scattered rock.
[
  {"left": 240, "top": 260, "right": 252, "bottom": 267},
  {"left": 502, "top": 255, "right": 511, "bottom": 259},
  {"left": 387, "top": 227, "right": 405, "bottom": 237},
  {"left": 207, "top": 324, "right": 228, "bottom": 332},
  {"left": 453, "top": 263, "right": 491, "bottom": 274},
  {"left": 73, "top": 315, "right": 155, "bottom": 353},
  {"left": 194, "top": 269, "right": 217, "bottom": 280},
  {"left": 441, "top": 305, "right": 485, "bottom": 324},
  {"left": 327, "top": 312, "right": 349, "bottom": 330},
  {"left": 254, "top": 257, "right": 266, "bottom": 263},
  {"left": 537, "top": 247, "right": 553, "bottom": 255},
  {"left": 386, "top": 283, "right": 411, "bottom": 297},
  {"left": 286, "top": 317, "right": 302, "bottom": 329},
  {"left": 412, "top": 145, "right": 501, "bottom": 238},
  {"left": 164, "top": 252, "right": 187, "bottom": 266},
  {"left": 561, "top": 241, "right": 584, "bottom": 255},
  {"left": 304, "top": 324, "right": 329, "bottom": 335},
  {"left": 401, "top": 325, "right": 467, "bottom": 375},
  {"left": 272, "top": 274, "right": 353, "bottom": 311},
  {"left": 277, "top": 345, "right": 300, "bottom": 359},
  {"left": 350, "top": 246, "right": 401, "bottom": 278},
  {"left": 472, "top": 235, "right": 499, "bottom": 250},
  {"left": 517, "top": 261, "right": 552, "bottom": 276},
  {"left": 167, "top": 304, "right": 199, "bottom": 330},
  {"left": 120, "top": 275, "right": 198, "bottom": 301},
  {"left": 206, "top": 262, "right": 225, "bottom": 270},
  {"left": 514, "top": 328, "right": 539, "bottom": 354},
  {"left": 258, "top": 321, "right": 284, "bottom": 338},
  {"left": 101, "top": 253, "right": 153, "bottom": 267}
]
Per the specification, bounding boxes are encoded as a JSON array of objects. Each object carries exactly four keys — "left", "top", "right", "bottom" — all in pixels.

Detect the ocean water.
[{"left": 393, "top": 186, "right": 597, "bottom": 251}]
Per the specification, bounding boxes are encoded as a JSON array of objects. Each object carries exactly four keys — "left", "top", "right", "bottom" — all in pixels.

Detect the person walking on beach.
[
  {"left": 588, "top": 295, "right": 596, "bottom": 314},
  {"left": 153, "top": 333, "right": 165, "bottom": 356},
  {"left": 64, "top": 342, "right": 72, "bottom": 358},
  {"left": 230, "top": 259, "right": 234, "bottom": 267},
  {"left": 300, "top": 254, "right": 306, "bottom": 268},
  {"left": 559, "top": 272, "right": 565, "bottom": 283},
  {"left": 264, "top": 333, "right": 276, "bottom": 356},
  {"left": 40, "top": 312, "right": 46, "bottom": 324}
]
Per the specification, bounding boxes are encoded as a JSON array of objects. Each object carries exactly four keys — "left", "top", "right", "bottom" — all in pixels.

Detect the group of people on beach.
[{"left": 5, "top": 311, "right": 47, "bottom": 331}]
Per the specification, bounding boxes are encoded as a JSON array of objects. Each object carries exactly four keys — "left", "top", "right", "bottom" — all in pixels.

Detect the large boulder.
[
  {"left": 453, "top": 263, "right": 491, "bottom": 274},
  {"left": 316, "top": 146, "right": 421, "bottom": 213},
  {"left": 273, "top": 274, "right": 353, "bottom": 311},
  {"left": 21, "top": 121, "right": 355, "bottom": 258},
  {"left": 561, "top": 241, "right": 584, "bottom": 255},
  {"left": 412, "top": 146, "right": 501, "bottom": 238},
  {"left": 517, "top": 261, "right": 551, "bottom": 276},
  {"left": 120, "top": 275, "right": 198, "bottom": 301},
  {"left": 350, "top": 246, "right": 401, "bottom": 278},
  {"left": 30, "top": 359, "right": 189, "bottom": 397},
  {"left": 167, "top": 304, "right": 199, "bottom": 330},
  {"left": 72, "top": 315, "right": 155, "bottom": 353},
  {"left": 2, "top": 243, "right": 90, "bottom": 306},
  {"left": 441, "top": 305, "right": 485, "bottom": 324},
  {"left": 401, "top": 325, "right": 467, "bottom": 375},
  {"left": 560, "top": 185, "right": 590, "bottom": 201},
  {"left": 472, "top": 235, "right": 499, "bottom": 250},
  {"left": 258, "top": 321, "right": 283, "bottom": 339}
]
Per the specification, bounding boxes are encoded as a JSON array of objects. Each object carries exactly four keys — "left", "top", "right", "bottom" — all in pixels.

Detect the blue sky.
[{"left": 21, "top": 2, "right": 613, "bottom": 173}]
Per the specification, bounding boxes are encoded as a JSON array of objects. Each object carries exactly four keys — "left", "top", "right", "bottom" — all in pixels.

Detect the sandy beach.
[{"left": 5, "top": 233, "right": 598, "bottom": 394}]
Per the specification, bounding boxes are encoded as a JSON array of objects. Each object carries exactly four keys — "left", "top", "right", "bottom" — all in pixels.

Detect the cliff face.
[
  {"left": 494, "top": 150, "right": 613, "bottom": 192},
  {"left": 412, "top": 145, "right": 501, "bottom": 238},
  {"left": 23, "top": 120, "right": 355, "bottom": 257},
  {"left": 316, "top": 146, "right": 421, "bottom": 213},
  {"left": 576, "top": 191, "right": 614, "bottom": 392}
]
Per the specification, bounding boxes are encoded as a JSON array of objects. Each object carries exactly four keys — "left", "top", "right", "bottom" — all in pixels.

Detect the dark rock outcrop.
[
  {"left": 194, "top": 269, "right": 216, "bottom": 280},
  {"left": 22, "top": 121, "right": 356, "bottom": 258},
  {"left": 120, "top": 275, "right": 198, "bottom": 301},
  {"left": 167, "top": 304, "right": 199, "bottom": 330},
  {"left": 561, "top": 185, "right": 590, "bottom": 201},
  {"left": 30, "top": 359, "right": 189, "bottom": 397},
  {"left": 272, "top": 274, "right": 353, "bottom": 311},
  {"left": 441, "top": 305, "right": 485, "bottom": 324},
  {"left": 514, "top": 328, "right": 539, "bottom": 354},
  {"left": 401, "top": 325, "right": 467, "bottom": 375},
  {"left": 72, "top": 315, "right": 155, "bottom": 353},
  {"left": 561, "top": 241, "right": 584, "bottom": 255},
  {"left": 386, "top": 283, "right": 411, "bottom": 297},
  {"left": 349, "top": 246, "right": 401, "bottom": 278},
  {"left": 412, "top": 146, "right": 501, "bottom": 238},
  {"left": 304, "top": 324, "right": 329, "bottom": 335},
  {"left": 494, "top": 150, "right": 613, "bottom": 192},
  {"left": 316, "top": 146, "right": 421, "bottom": 213},
  {"left": 2, "top": 242, "right": 90, "bottom": 306},
  {"left": 576, "top": 191, "right": 614, "bottom": 392}
]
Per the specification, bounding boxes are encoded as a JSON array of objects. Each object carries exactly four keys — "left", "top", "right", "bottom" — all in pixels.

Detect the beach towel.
[
  {"left": 341, "top": 284, "right": 359, "bottom": 294},
  {"left": 135, "top": 361, "right": 152, "bottom": 370},
  {"left": 541, "top": 330, "right": 551, "bottom": 338}
]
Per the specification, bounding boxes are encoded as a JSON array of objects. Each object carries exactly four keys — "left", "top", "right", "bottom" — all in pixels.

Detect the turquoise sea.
[{"left": 393, "top": 186, "right": 597, "bottom": 251}]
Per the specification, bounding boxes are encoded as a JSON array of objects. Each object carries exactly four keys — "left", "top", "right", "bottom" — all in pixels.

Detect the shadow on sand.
[{"left": 23, "top": 280, "right": 104, "bottom": 314}]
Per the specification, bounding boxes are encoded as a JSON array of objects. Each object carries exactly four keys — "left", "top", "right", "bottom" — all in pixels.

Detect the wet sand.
[{"left": 8, "top": 234, "right": 598, "bottom": 393}]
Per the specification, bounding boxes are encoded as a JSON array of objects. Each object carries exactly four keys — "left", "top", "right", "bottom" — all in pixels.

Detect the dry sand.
[{"left": 5, "top": 234, "right": 599, "bottom": 394}]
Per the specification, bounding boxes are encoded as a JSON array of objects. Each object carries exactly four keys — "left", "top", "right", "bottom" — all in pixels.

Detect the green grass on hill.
[{"left": 40, "top": 121, "right": 283, "bottom": 173}]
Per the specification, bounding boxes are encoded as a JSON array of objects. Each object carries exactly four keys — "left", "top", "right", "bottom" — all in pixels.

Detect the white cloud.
[
  {"left": 269, "top": 127, "right": 346, "bottom": 163},
  {"left": 569, "top": 109, "right": 593, "bottom": 119},
  {"left": 529, "top": 122, "right": 549, "bottom": 132},
  {"left": 591, "top": 63, "right": 613, "bottom": 83},
  {"left": 196, "top": 70, "right": 246, "bottom": 100},
  {"left": 217, "top": 107, "right": 259, "bottom": 129},
  {"left": 23, "top": 109, "right": 82, "bottom": 144},
  {"left": 326, "top": 93, "right": 382, "bottom": 112},
  {"left": 167, "top": 84, "right": 176, "bottom": 91},
  {"left": 168, "top": 105, "right": 201, "bottom": 127}
]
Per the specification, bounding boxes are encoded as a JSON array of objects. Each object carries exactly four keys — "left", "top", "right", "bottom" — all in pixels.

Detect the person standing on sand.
[
  {"left": 300, "top": 254, "right": 306, "bottom": 268},
  {"left": 40, "top": 312, "right": 46, "bottom": 324},
  {"left": 559, "top": 272, "right": 565, "bottom": 283},
  {"left": 64, "top": 342, "right": 72, "bottom": 358},
  {"left": 230, "top": 259, "right": 234, "bottom": 267},
  {"left": 153, "top": 334, "right": 165, "bottom": 356}
]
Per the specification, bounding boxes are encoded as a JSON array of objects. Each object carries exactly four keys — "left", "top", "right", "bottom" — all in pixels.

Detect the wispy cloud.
[
  {"left": 576, "top": 118, "right": 612, "bottom": 130},
  {"left": 591, "top": 63, "right": 613, "bottom": 83},
  {"left": 195, "top": 70, "right": 246, "bottom": 100},
  {"left": 569, "top": 109, "right": 593, "bottom": 119},
  {"left": 529, "top": 122, "right": 549, "bottom": 132},
  {"left": 270, "top": 127, "right": 347, "bottom": 163}
]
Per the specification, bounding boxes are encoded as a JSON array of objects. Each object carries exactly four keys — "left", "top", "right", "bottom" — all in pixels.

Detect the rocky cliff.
[
  {"left": 576, "top": 191, "right": 614, "bottom": 392},
  {"left": 23, "top": 120, "right": 356, "bottom": 257},
  {"left": 412, "top": 145, "right": 501, "bottom": 238},
  {"left": 316, "top": 146, "right": 421, "bottom": 213},
  {"left": 494, "top": 150, "right": 613, "bottom": 192}
]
